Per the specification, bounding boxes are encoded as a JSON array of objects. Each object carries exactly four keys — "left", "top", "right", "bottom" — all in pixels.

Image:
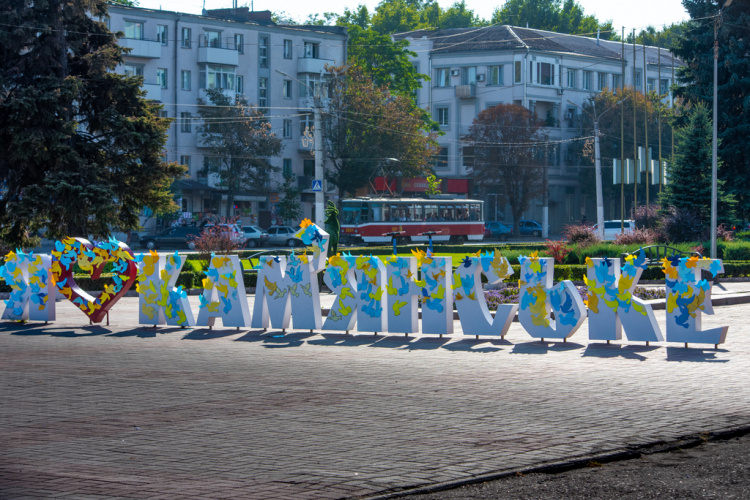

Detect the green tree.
[
  {"left": 628, "top": 23, "right": 688, "bottom": 51},
  {"left": 436, "top": 1, "right": 486, "bottom": 29},
  {"left": 0, "top": 0, "right": 184, "bottom": 248},
  {"left": 275, "top": 174, "right": 303, "bottom": 223},
  {"left": 491, "top": 0, "right": 616, "bottom": 39},
  {"left": 196, "top": 89, "right": 282, "bottom": 218},
  {"left": 465, "top": 104, "right": 548, "bottom": 233},
  {"left": 673, "top": 0, "right": 750, "bottom": 219},
  {"left": 659, "top": 102, "right": 736, "bottom": 226},
  {"left": 323, "top": 65, "right": 438, "bottom": 197},
  {"left": 371, "top": 0, "right": 423, "bottom": 34}
]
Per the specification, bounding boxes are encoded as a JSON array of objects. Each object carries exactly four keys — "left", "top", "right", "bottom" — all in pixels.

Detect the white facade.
[
  {"left": 400, "top": 26, "right": 678, "bottom": 232},
  {"left": 108, "top": 5, "right": 347, "bottom": 229}
]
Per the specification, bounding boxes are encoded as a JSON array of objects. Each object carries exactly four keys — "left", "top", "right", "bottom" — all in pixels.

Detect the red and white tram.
[{"left": 340, "top": 197, "right": 485, "bottom": 245}]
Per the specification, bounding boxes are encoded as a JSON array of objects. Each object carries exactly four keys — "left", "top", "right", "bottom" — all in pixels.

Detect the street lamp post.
[
  {"left": 568, "top": 99, "right": 624, "bottom": 241},
  {"left": 277, "top": 70, "right": 325, "bottom": 227},
  {"left": 711, "top": 0, "right": 733, "bottom": 259}
]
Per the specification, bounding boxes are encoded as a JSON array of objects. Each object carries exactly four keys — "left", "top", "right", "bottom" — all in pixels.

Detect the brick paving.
[{"left": 1, "top": 293, "right": 749, "bottom": 499}]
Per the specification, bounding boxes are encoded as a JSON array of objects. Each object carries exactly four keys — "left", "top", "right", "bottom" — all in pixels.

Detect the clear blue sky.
[{"left": 136, "top": 0, "right": 689, "bottom": 33}]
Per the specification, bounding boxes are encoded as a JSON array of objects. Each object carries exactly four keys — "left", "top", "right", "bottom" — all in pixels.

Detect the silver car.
[
  {"left": 265, "top": 225, "right": 303, "bottom": 247},
  {"left": 242, "top": 225, "right": 269, "bottom": 248}
]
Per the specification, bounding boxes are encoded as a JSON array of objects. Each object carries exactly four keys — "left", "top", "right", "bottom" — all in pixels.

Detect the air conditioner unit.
[
  {"left": 450, "top": 69, "right": 460, "bottom": 76},
  {"left": 556, "top": 88, "right": 564, "bottom": 95},
  {"left": 476, "top": 74, "right": 486, "bottom": 82}
]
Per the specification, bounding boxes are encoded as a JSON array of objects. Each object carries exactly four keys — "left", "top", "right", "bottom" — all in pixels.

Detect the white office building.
[
  {"left": 397, "top": 26, "right": 679, "bottom": 232},
  {"left": 107, "top": 5, "right": 347, "bottom": 228}
]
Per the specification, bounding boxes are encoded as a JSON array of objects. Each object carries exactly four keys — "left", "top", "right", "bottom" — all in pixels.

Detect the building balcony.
[
  {"left": 199, "top": 88, "right": 236, "bottom": 104},
  {"left": 455, "top": 84, "right": 476, "bottom": 98},
  {"left": 142, "top": 83, "right": 161, "bottom": 101},
  {"left": 120, "top": 37, "right": 162, "bottom": 58},
  {"left": 198, "top": 46, "right": 239, "bottom": 66},
  {"left": 297, "top": 57, "right": 334, "bottom": 75}
]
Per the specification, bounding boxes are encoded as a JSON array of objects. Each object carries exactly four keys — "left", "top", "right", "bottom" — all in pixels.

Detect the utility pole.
[
  {"left": 643, "top": 40, "right": 649, "bottom": 207},
  {"left": 569, "top": 99, "right": 623, "bottom": 241},
  {"left": 621, "top": 27, "right": 625, "bottom": 232},
  {"left": 632, "top": 30, "right": 638, "bottom": 211}
]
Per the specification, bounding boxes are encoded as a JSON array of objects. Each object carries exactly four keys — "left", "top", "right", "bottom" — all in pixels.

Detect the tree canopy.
[
  {"left": 673, "top": 0, "right": 750, "bottom": 220},
  {"left": 196, "top": 89, "right": 282, "bottom": 218},
  {"left": 0, "top": 0, "right": 184, "bottom": 248},
  {"left": 491, "top": 0, "right": 617, "bottom": 39},
  {"left": 465, "top": 104, "right": 548, "bottom": 232},
  {"left": 322, "top": 65, "right": 438, "bottom": 197}
]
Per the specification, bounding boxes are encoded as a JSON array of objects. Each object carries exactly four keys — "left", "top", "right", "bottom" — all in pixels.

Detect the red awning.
[
  {"left": 446, "top": 179, "right": 469, "bottom": 193},
  {"left": 402, "top": 177, "right": 429, "bottom": 192}
]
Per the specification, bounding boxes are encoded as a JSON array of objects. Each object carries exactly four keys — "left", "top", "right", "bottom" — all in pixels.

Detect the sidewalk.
[{"left": 1, "top": 293, "right": 749, "bottom": 499}]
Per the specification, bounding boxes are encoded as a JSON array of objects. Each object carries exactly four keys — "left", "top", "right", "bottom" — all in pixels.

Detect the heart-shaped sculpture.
[{"left": 51, "top": 237, "right": 137, "bottom": 323}]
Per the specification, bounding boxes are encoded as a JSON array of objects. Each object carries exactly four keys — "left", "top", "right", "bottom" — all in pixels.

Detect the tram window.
[
  {"left": 470, "top": 203, "right": 481, "bottom": 220},
  {"left": 424, "top": 204, "right": 438, "bottom": 221},
  {"left": 456, "top": 203, "right": 470, "bottom": 220},
  {"left": 342, "top": 206, "right": 360, "bottom": 224},
  {"left": 359, "top": 206, "right": 369, "bottom": 223},
  {"left": 371, "top": 204, "right": 382, "bottom": 222},
  {"left": 383, "top": 205, "right": 390, "bottom": 222},
  {"left": 409, "top": 204, "right": 422, "bottom": 221}
]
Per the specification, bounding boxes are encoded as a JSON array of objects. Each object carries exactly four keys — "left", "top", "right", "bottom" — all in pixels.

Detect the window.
[
  {"left": 181, "top": 70, "right": 190, "bottom": 90},
  {"left": 124, "top": 21, "right": 143, "bottom": 39},
  {"left": 181, "top": 27, "right": 191, "bottom": 48},
  {"left": 634, "top": 70, "right": 642, "bottom": 90},
  {"left": 283, "top": 119, "right": 293, "bottom": 138},
  {"left": 462, "top": 66, "right": 476, "bottom": 85},
  {"left": 157, "top": 68, "right": 168, "bottom": 89},
  {"left": 157, "top": 25, "right": 168, "bottom": 45},
  {"left": 180, "top": 112, "right": 191, "bottom": 133},
  {"left": 660, "top": 78, "right": 669, "bottom": 95},
  {"left": 283, "top": 39, "right": 292, "bottom": 59},
  {"left": 122, "top": 64, "right": 143, "bottom": 77},
  {"left": 536, "top": 62, "right": 554, "bottom": 85},
  {"left": 236, "top": 75, "right": 243, "bottom": 94},
  {"left": 567, "top": 68, "right": 576, "bottom": 88},
  {"left": 488, "top": 65, "right": 503, "bottom": 85},
  {"left": 180, "top": 155, "right": 191, "bottom": 172},
  {"left": 282, "top": 79, "right": 292, "bottom": 98},
  {"left": 436, "top": 68, "right": 450, "bottom": 87},
  {"left": 612, "top": 74, "right": 621, "bottom": 92},
  {"left": 159, "top": 110, "right": 168, "bottom": 119},
  {"left": 200, "top": 65, "right": 235, "bottom": 90},
  {"left": 436, "top": 107, "right": 449, "bottom": 127},
  {"left": 303, "top": 159, "right": 315, "bottom": 177},
  {"left": 258, "top": 77, "right": 268, "bottom": 110},
  {"left": 303, "top": 41, "right": 319, "bottom": 58},
  {"left": 298, "top": 75, "right": 320, "bottom": 97},
  {"left": 300, "top": 113, "right": 313, "bottom": 136},
  {"left": 235, "top": 34, "right": 244, "bottom": 53},
  {"left": 583, "top": 70, "right": 592, "bottom": 90},
  {"left": 259, "top": 35, "right": 269, "bottom": 67},
  {"left": 647, "top": 77, "right": 656, "bottom": 92},
  {"left": 434, "top": 147, "right": 449, "bottom": 169},
  {"left": 283, "top": 159, "right": 292, "bottom": 178},
  {"left": 598, "top": 72, "right": 607, "bottom": 91},
  {"left": 514, "top": 61, "right": 522, "bottom": 84}
]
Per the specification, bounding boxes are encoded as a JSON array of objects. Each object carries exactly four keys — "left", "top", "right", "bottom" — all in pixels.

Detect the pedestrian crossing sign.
[{"left": 312, "top": 179, "right": 323, "bottom": 192}]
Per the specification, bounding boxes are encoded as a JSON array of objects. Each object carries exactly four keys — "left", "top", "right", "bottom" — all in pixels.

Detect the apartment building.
[
  {"left": 107, "top": 5, "right": 347, "bottom": 228},
  {"left": 397, "top": 26, "right": 678, "bottom": 232}
]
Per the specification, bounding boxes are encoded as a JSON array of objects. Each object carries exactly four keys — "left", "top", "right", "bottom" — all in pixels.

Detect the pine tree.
[
  {"left": 0, "top": 0, "right": 185, "bottom": 248},
  {"left": 660, "top": 103, "right": 736, "bottom": 226}
]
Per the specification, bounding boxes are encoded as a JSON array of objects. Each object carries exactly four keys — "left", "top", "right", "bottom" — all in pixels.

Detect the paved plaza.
[{"left": 2, "top": 289, "right": 750, "bottom": 499}]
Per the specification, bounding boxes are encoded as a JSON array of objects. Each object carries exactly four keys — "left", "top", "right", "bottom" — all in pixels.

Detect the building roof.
[{"left": 396, "top": 25, "right": 679, "bottom": 65}]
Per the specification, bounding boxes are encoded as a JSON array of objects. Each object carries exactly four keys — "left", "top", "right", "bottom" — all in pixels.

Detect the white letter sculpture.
[
  {"left": 197, "top": 254, "right": 251, "bottom": 328},
  {"left": 663, "top": 255, "right": 727, "bottom": 345},
  {"left": 136, "top": 250, "right": 195, "bottom": 327},
  {"left": 454, "top": 250, "right": 515, "bottom": 338},
  {"left": 0, "top": 251, "right": 55, "bottom": 322},
  {"left": 251, "top": 222, "right": 329, "bottom": 330},
  {"left": 385, "top": 255, "right": 420, "bottom": 334},
  {"left": 584, "top": 251, "right": 662, "bottom": 342},
  {"left": 417, "top": 251, "right": 453, "bottom": 335},
  {"left": 322, "top": 252, "right": 358, "bottom": 331},
  {"left": 518, "top": 254, "right": 586, "bottom": 340}
]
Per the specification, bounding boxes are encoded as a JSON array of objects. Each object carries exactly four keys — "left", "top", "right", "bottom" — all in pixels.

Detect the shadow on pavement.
[
  {"left": 307, "top": 333, "right": 378, "bottom": 347},
  {"left": 182, "top": 328, "right": 245, "bottom": 340},
  {"left": 234, "top": 329, "right": 319, "bottom": 348},
  {"left": 8, "top": 324, "right": 112, "bottom": 337},
  {"left": 511, "top": 340, "right": 585, "bottom": 354},
  {"left": 666, "top": 346, "right": 729, "bottom": 363},
  {"left": 442, "top": 338, "right": 508, "bottom": 352},
  {"left": 406, "top": 337, "right": 451, "bottom": 350},
  {"left": 582, "top": 343, "right": 661, "bottom": 361},
  {"left": 370, "top": 334, "right": 413, "bottom": 349}
]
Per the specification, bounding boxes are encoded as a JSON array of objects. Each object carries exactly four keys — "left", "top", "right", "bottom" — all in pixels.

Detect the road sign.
[{"left": 312, "top": 179, "right": 323, "bottom": 192}]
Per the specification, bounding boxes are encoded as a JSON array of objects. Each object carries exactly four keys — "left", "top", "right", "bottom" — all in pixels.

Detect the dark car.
[
  {"left": 484, "top": 221, "right": 513, "bottom": 241},
  {"left": 140, "top": 226, "right": 202, "bottom": 250},
  {"left": 519, "top": 220, "right": 547, "bottom": 237}
]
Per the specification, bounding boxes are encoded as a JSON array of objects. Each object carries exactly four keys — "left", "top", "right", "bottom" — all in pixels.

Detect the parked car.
[
  {"left": 266, "top": 225, "right": 303, "bottom": 247},
  {"left": 519, "top": 220, "right": 547, "bottom": 237},
  {"left": 242, "top": 225, "right": 269, "bottom": 248},
  {"left": 484, "top": 221, "right": 513, "bottom": 241},
  {"left": 202, "top": 223, "right": 245, "bottom": 245},
  {"left": 592, "top": 220, "right": 635, "bottom": 241},
  {"left": 140, "top": 226, "right": 202, "bottom": 250}
]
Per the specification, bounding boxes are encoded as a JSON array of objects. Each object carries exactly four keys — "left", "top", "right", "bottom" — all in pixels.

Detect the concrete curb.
[{"left": 359, "top": 424, "right": 750, "bottom": 499}]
